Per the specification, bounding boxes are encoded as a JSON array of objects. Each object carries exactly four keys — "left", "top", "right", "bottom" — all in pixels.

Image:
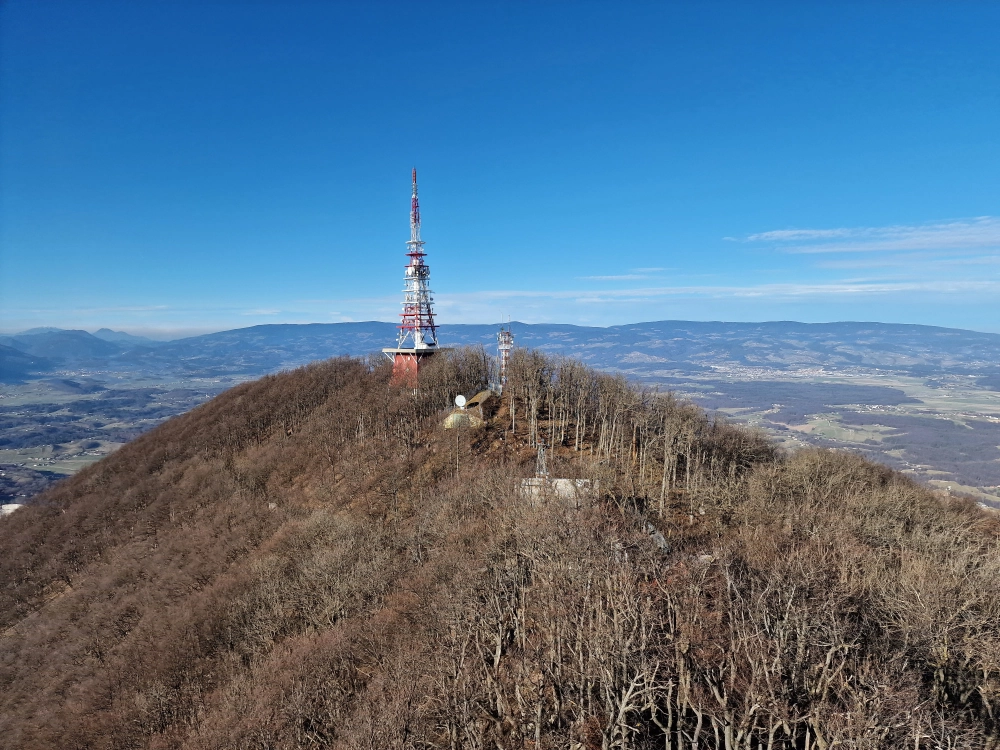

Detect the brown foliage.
[{"left": 1, "top": 348, "right": 998, "bottom": 749}]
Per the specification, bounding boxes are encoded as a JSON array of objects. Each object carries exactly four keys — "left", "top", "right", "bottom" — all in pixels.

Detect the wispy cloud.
[
  {"left": 578, "top": 267, "right": 672, "bottom": 281},
  {"left": 578, "top": 274, "right": 650, "bottom": 281},
  {"left": 745, "top": 216, "right": 1000, "bottom": 254},
  {"left": 72, "top": 305, "right": 170, "bottom": 313},
  {"left": 817, "top": 253, "right": 1000, "bottom": 270},
  {"left": 748, "top": 228, "right": 854, "bottom": 242}
]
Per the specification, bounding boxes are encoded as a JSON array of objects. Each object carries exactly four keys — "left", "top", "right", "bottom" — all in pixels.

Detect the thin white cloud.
[
  {"left": 745, "top": 217, "right": 1000, "bottom": 254},
  {"left": 748, "top": 228, "right": 854, "bottom": 242},
  {"left": 579, "top": 274, "right": 649, "bottom": 281},
  {"left": 818, "top": 253, "right": 1000, "bottom": 270},
  {"left": 72, "top": 305, "right": 170, "bottom": 313},
  {"left": 579, "top": 267, "right": 672, "bottom": 280}
]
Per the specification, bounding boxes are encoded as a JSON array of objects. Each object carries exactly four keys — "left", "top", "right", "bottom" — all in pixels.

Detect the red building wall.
[{"left": 391, "top": 352, "right": 420, "bottom": 387}]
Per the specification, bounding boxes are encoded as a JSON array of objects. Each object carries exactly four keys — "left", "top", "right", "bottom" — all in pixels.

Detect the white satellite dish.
[{"left": 455, "top": 394, "right": 467, "bottom": 408}]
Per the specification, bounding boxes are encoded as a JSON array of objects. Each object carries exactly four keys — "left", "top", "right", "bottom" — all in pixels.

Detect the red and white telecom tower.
[{"left": 383, "top": 169, "right": 445, "bottom": 385}]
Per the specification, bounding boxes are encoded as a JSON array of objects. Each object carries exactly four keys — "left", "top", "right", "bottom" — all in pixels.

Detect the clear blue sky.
[{"left": 2, "top": 1, "right": 998, "bottom": 336}]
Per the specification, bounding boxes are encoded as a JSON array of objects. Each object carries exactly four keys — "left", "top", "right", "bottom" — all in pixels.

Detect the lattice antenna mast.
[
  {"left": 497, "top": 320, "right": 514, "bottom": 393},
  {"left": 397, "top": 168, "right": 439, "bottom": 349}
]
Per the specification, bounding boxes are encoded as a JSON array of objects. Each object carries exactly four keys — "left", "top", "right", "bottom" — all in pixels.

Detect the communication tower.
[
  {"left": 383, "top": 169, "right": 445, "bottom": 385},
  {"left": 496, "top": 322, "right": 514, "bottom": 394}
]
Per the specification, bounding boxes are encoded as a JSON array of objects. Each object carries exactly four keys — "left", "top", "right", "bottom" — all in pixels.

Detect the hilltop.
[{"left": 1, "top": 349, "right": 998, "bottom": 749}]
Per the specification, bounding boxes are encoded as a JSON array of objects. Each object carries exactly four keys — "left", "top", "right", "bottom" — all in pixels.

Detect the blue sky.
[{"left": 1, "top": 1, "right": 998, "bottom": 337}]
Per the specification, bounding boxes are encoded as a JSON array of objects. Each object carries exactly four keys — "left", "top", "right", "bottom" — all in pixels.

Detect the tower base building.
[{"left": 381, "top": 347, "right": 447, "bottom": 387}]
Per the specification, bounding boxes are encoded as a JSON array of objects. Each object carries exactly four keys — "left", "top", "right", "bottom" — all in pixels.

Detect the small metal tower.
[
  {"left": 383, "top": 169, "right": 445, "bottom": 385},
  {"left": 496, "top": 322, "right": 513, "bottom": 393}
]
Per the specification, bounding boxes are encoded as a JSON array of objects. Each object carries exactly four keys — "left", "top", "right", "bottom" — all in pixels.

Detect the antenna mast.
[
  {"left": 496, "top": 320, "right": 514, "bottom": 394},
  {"left": 397, "top": 168, "right": 439, "bottom": 349}
]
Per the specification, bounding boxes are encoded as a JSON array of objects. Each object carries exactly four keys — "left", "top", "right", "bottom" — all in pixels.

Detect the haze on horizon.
[{"left": 1, "top": 1, "right": 998, "bottom": 336}]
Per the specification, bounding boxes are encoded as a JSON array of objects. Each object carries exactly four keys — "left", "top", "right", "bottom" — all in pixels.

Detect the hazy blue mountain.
[
  {"left": 92, "top": 328, "right": 163, "bottom": 346},
  {"left": 2, "top": 330, "right": 124, "bottom": 361},
  {"left": 0, "top": 344, "right": 54, "bottom": 383},
  {"left": 136, "top": 320, "right": 1000, "bottom": 378},
  {"left": 4, "top": 320, "right": 999, "bottom": 379},
  {"left": 14, "top": 327, "right": 65, "bottom": 335},
  {"left": 127, "top": 322, "right": 400, "bottom": 375}
]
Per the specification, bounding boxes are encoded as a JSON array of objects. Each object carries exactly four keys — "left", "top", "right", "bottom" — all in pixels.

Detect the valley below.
[{"left": 640, "top": 367, "right": 1000, "bottom": 506}]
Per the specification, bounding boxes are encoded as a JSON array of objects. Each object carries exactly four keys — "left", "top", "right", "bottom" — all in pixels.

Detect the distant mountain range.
[
  {"left": 91, "top": 328, "right": 163, "bottom": 346},
  {"left": 2, "top": 320, "right": 999, "bottom": 382},
  {"left": 3, "top": 320, "right": 999, "bottom": 506}
]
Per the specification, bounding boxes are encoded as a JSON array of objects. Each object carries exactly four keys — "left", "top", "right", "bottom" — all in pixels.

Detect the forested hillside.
[{"left": 1, "top": 349, "right": 998, "bottom": 749}]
